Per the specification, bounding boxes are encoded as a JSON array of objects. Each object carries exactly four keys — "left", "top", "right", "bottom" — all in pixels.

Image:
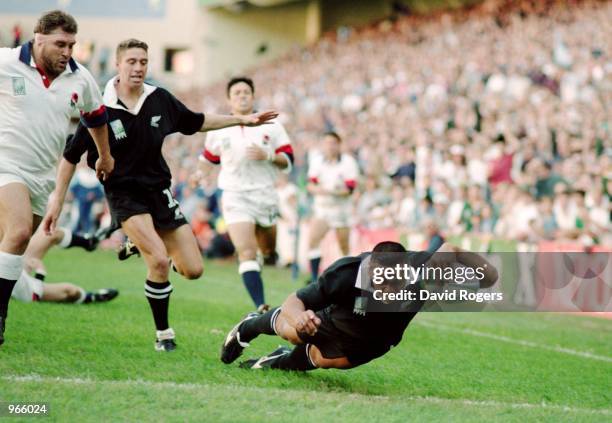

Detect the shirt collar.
[
  {"left": 103, "top": 75, "right": 157, "bottom": 115},
  {"left": 354, "top": 254, "right": 373, "bottom": 291},
  {"left": 19, "top": 41, "right": 78, "bottom": 73}
]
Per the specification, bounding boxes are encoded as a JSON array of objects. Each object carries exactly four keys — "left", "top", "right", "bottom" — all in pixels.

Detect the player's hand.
[
  {"left": 240, "top": 110, "right": 279, "bottom": 127},
  {"left": 95, "top": 154, "right": 115, "bottom": 181},
  {"left": 245, "top": 145, "right": 271, "bottom": 161},
  {"left": 42, "top": 193, "right": 62, "bottom": 236},
  {"left": 294, "top": 310, "right": 321, "bottom": 336}
]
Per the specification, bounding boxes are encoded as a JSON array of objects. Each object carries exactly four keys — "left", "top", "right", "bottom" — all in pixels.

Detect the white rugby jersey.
[
  {"left": 0, "top": 42, "right": 107, "bottom": 180},
  {"left": 308, "top": 153, "right": 359, "bottom": 208},
  {"left": 201, "top": 120, "right": 293, "bottom": 192}
]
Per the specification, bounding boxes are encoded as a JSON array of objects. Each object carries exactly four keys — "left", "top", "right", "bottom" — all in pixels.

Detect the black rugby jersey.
[
  {"left": 296, "top": 251, "right": 432, "bottom": 348},
  {"left": 64, "top": 81, "right": 204, "bottom": 190}
]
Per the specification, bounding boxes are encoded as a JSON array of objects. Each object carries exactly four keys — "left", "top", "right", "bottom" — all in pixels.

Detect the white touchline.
[
  {"left": 2, "top": 375, "right": 610, "bottom": 416},
  {"left": 417, "top": 320, "right": 612, "bottom": 363}
]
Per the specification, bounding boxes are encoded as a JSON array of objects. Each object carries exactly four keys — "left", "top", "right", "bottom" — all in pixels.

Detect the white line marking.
[
  {"left": 2, "top": 375, "right": 610, "bottom": 416},
  {"left": 417, "top": 320, "right": 612, "bottom": 363}
]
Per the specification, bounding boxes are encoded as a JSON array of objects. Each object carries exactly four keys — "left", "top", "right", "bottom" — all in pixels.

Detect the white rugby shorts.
[{"left": 221, "top": 189, "right": 280, "bottom": 227}]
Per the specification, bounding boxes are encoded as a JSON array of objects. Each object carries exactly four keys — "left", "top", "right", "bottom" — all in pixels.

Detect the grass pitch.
[{"left": 0, "top": 249, "right": 610, "bottom": 422}]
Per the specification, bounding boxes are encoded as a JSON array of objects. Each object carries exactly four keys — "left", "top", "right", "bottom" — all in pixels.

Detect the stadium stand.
[{"left": 171, "top": 0, "right": 610, "bottom": 259}]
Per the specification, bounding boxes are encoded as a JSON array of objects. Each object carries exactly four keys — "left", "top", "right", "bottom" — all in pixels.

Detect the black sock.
[
  {"left": 0, "top": 278, "right": 17, "bottom": 317},
  {"left": 241, "top": 271, "right": 265, "bottom": 307},
  {"left": 68, "top": 233, "right": 91, "bottom": 249},
  {"left": 270, "top": 344, "right": 316, "bottom": 371},
  {"left": 239, "top": 307, "right": 280, "bottom": 343},
  {"left": 145, "top": 280, "right": 173, "bottom": 331},
  {"left": 82, "top": 292, "right": 94, "bottom": 304},
  {"left": 309, "top": 257, "right": 321, "bottom": 283}
]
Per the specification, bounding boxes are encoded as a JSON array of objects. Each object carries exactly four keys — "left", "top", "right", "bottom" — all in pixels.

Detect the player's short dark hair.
[
  {"left": 370, "top": 242, "right": 409, "bottom": 286},
  {"left": 324, "top": 131, "right": 342, "bottom": 143},
  {"left": 116, "top": 39, "right": 148, "bottom": 60},
  {"left": 372, "top": 241, "right": 406, "bottom": 253},
  {"left": 34, "top": 10, "right": 78, "bottom": 34},
  {"left": 227, "top": 77, "right": 254, "bottom": 97}
]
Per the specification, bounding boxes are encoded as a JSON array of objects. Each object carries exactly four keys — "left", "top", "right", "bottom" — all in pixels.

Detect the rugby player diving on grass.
[{"left": 220, "top": 241, "right": 498, "bottom": 370}]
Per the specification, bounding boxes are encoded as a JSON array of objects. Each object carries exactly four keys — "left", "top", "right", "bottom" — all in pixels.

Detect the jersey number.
[{"left": 163, "top": 189, "right": 183, "bottom": 220}]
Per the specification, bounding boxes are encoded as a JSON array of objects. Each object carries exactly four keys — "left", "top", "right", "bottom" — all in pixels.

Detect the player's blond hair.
[{"left": 116, "top": 39, "right": 148, "bottom": 60}]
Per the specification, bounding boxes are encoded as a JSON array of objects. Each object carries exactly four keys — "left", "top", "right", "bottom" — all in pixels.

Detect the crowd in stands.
[
  {"left": 174, "top": 0, "right": 610, "bottom": 249},
  {"left": 10, "top": 0, "right": 609, "bottom": 252}
]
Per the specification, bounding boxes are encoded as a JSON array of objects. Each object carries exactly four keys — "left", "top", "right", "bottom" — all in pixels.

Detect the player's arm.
[
  {"left": 435, "top": 243, "right": 499, "bottom": 288},
  {"left": 42, "top": 158, "right": 77, "bottom": 235},
  {"left": 199, "top": 111, "right": 278, "bottom": 132},
  {"left": 79, "top": 67, "right": 114, "bottom": 180},
  {"left": 307, "top": 180, "right": 327, "bottom": 195},
  {"left": 86, "top": 124, "right": 114, "bottom": 181},
  {"left": 330, "top": 185, "right": 352, "bottom": 197},
  {"left": 246, "top": 122, "right": 293, "bottom": 171},
  {"left": 244, "top": 144, "right": 291, "bottom": 170},
  {"left": 280, "top": 293, "right": 321, "bottom": 336},
  {"left": 284, "top": 261, "right": 354, "bottom": 335},
  {"left": 189, "top": 157, "right": 215, "bottom": 188},
  {"left": 306, "top": 164, "right": 327, "bottom": 195}
]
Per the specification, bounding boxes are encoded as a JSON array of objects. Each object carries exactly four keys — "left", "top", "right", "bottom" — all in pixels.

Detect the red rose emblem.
[{"left": 70, "top": 92, "right": 78, "bottom": 108}]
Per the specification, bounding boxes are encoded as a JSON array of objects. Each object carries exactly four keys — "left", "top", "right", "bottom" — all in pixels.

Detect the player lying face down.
[{"left": 220, "top": 241, "right": 498, "bottom": 371}]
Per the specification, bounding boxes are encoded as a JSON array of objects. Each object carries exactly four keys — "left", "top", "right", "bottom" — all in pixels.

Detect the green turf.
[{"left": 0, "top": 249, "right": 610, "bottom": 422}]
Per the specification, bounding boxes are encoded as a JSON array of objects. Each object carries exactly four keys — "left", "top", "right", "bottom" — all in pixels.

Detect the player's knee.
[
  {"left": 149, "top": 255, "right": 170, "bottom": 276},
  {"left": 182, "top": 262, "right": 203, "bottom": 280},
  {"left": 309, "top": 347, "right": 351, "bottom": 369},
  {"left": 5, "top": 222, "right": 33, "bottom": 251},
  {"left": 65, "top": 285, "right": 81, "bottom": 302},
  {"left": 275, "top": 314, "right": 302, "bottom": 344},
  {"left": 237, "top": 247, "right": 257, "bottom": 262}
]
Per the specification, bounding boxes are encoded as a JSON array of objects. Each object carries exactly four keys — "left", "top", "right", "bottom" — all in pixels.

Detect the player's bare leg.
[
  {"left": 0, "top": 184, "right": 36, "bottom": 254},
  {"left": 255, "top": 224, "right": 277, "bottom": 265},
  {"left": 0, "top": 183, "right": 37, "bottom": 346},
  {"left": 23, "top": 227, "right": 63, "bottom": 276},
  {"left": 307, "top": 218, "right": 329, "bottom": 283},
  {"left": 158, "top": 224, "right": 203, "bottom": 280},
  {"left": 122, "top": 214, "right": 170, "bottom": 282},
  {"left": 334, "top": 227, "right": 350, "bottom": 256},
  {"left": 25, "top": 226, "right": 101, "bottom": 278},
  {"left": 227, "top": 221, "right": 266, "bottom": 309},
  {"left": 122, "top": 213, "right": 176, "bottom": 351},
  {"left": 41, "top": 282, "right": 83, "bottom": 302},
  {"left": 40, "top": 282, "right": 118, "bottom": 304}
]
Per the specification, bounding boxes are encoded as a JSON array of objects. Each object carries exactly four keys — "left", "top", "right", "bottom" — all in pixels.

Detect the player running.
[
  {"left": 0, "top": 10, "right": 114, "bottom": 346},
  {"left": 306, "top": 132, "right": 359, "bottom": 284},
  {"left": 198, "top": 77, "right": 293, "bottom": 311},
  {"left": 220, "top": 241, "right": 497, "bottom": 370},
  {"left": 43, "top": 39, "right": 278, "bottom": 352}
]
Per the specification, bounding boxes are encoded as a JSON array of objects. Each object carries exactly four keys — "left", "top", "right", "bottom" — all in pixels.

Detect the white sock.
[
  {"left": 58, "top": 228, "right": 73, "bottom": 249},
  {"left": 0, "top": 251, "right": 24, "bottom": 280}
]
